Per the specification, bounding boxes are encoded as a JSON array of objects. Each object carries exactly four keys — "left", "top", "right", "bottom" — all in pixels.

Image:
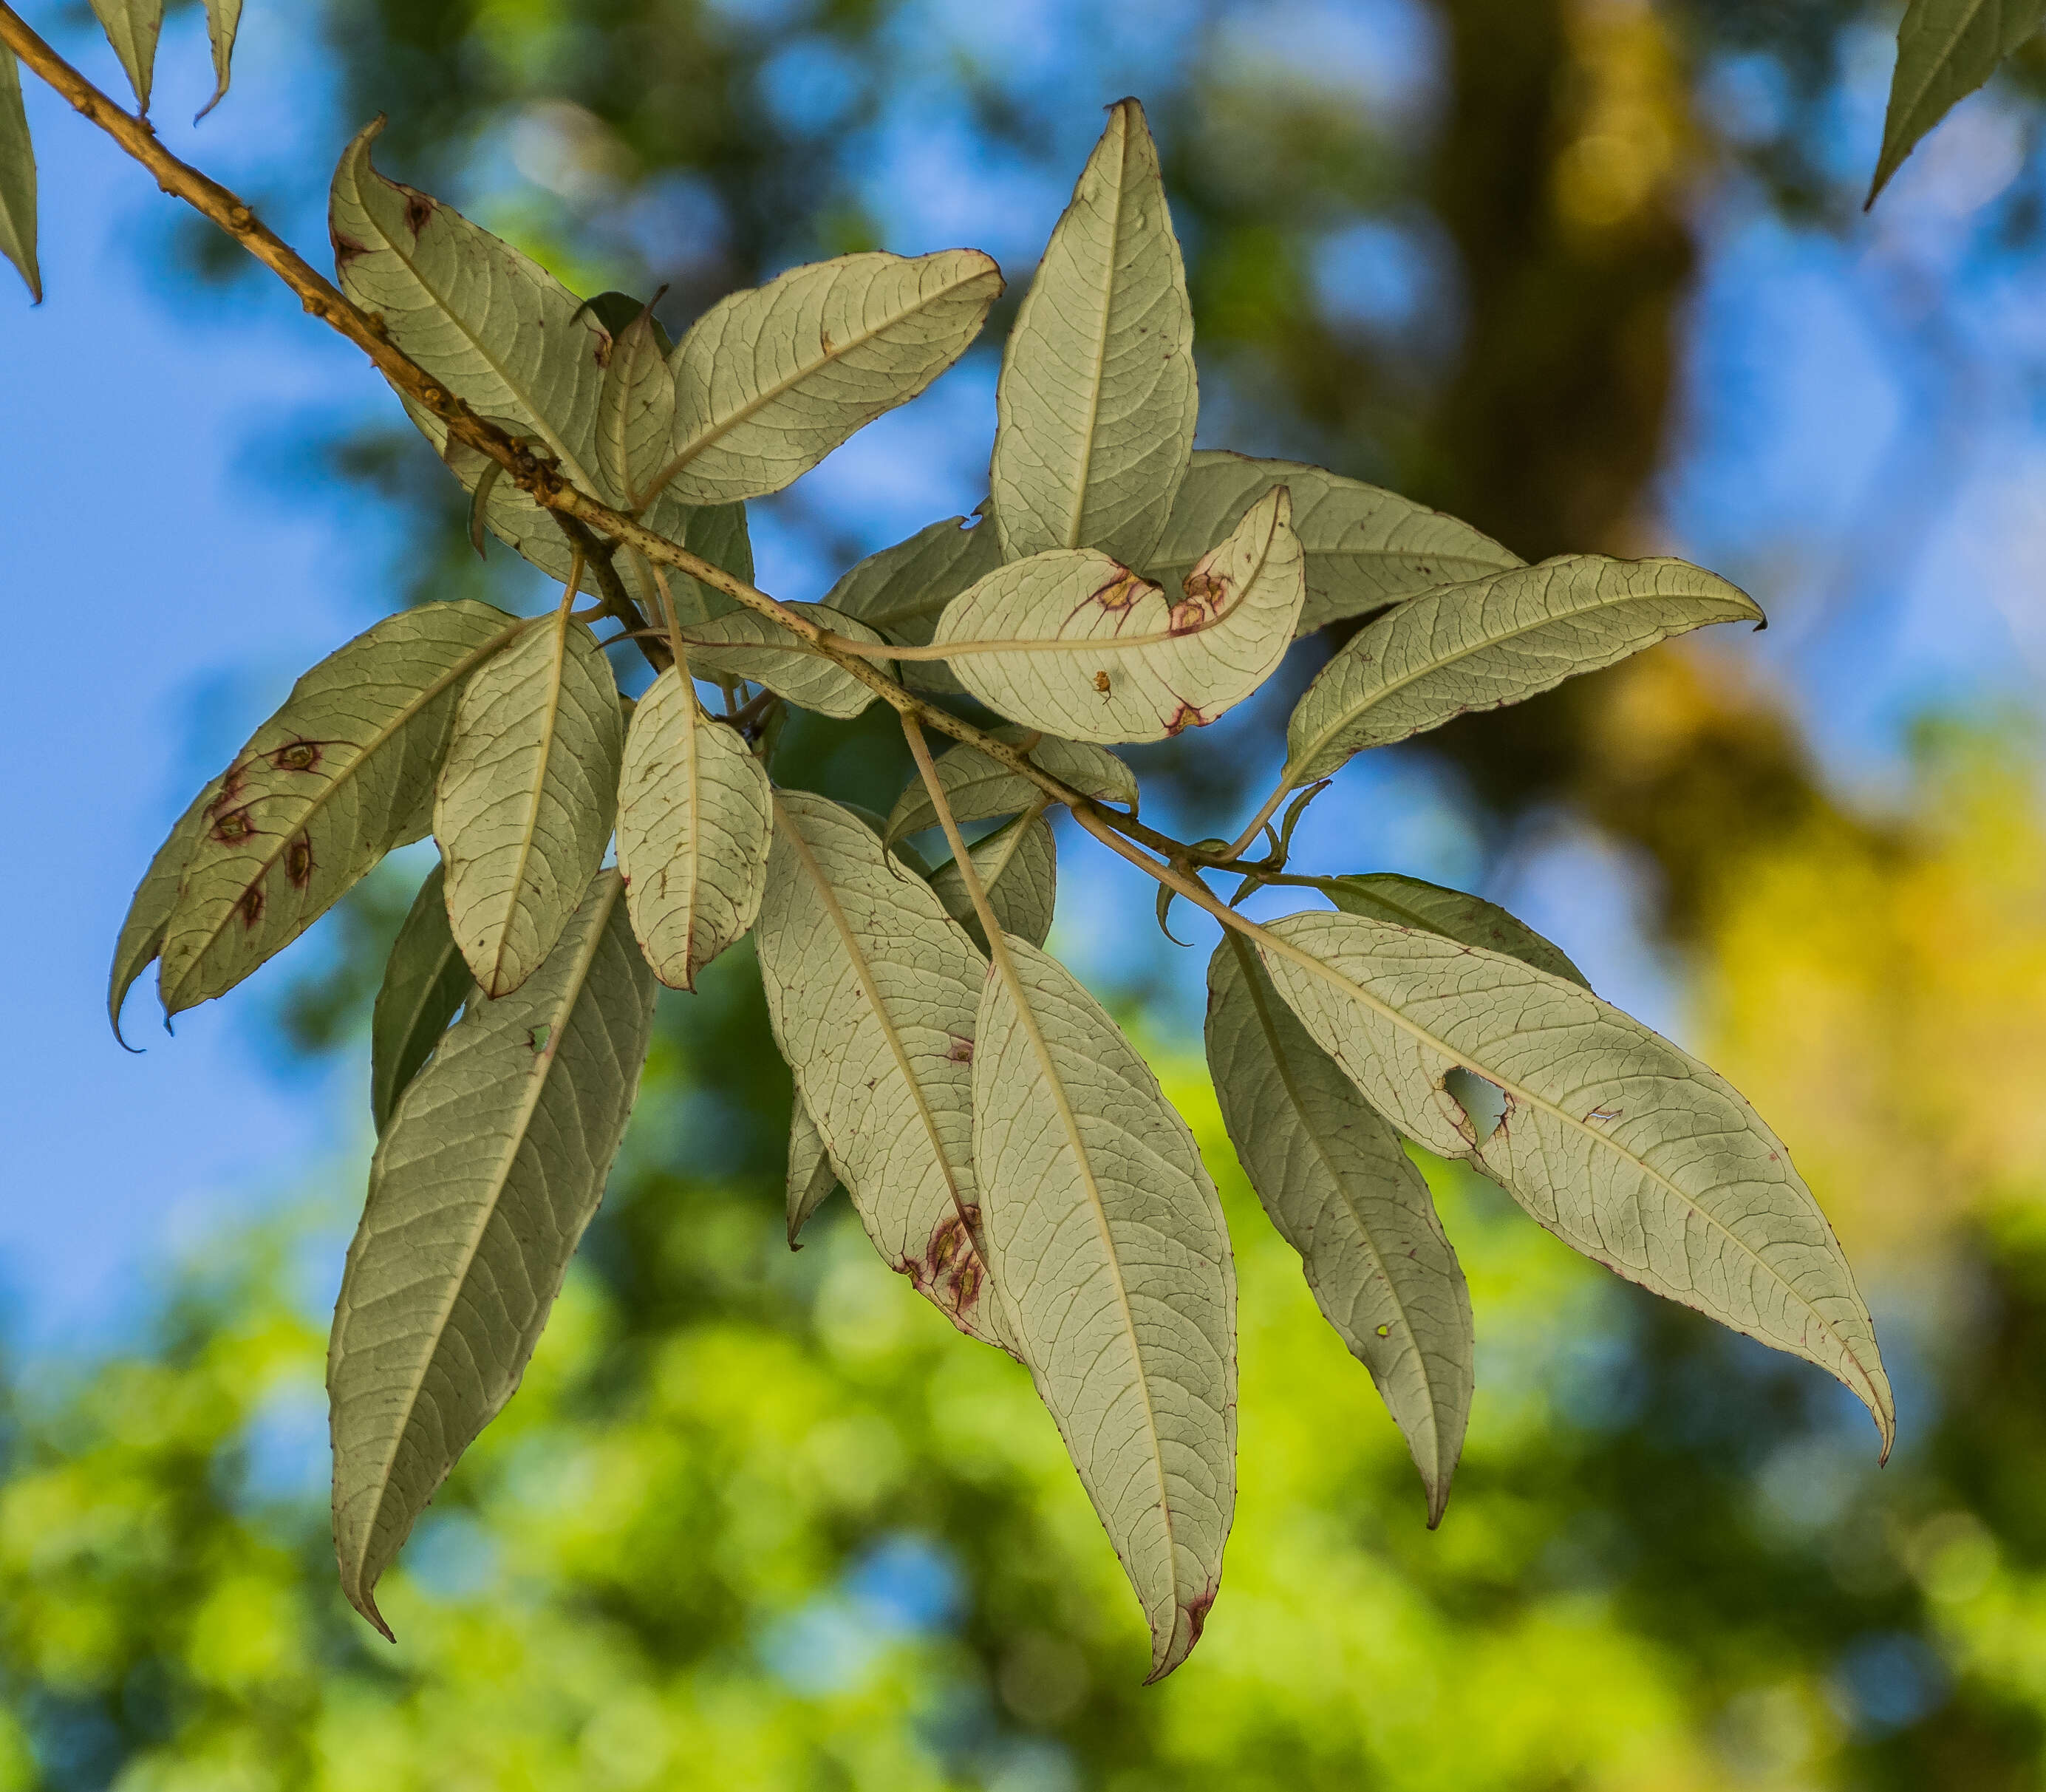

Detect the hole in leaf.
[{"left": 1445, "top": 1066, "right": 1506, "bottom": 1146}]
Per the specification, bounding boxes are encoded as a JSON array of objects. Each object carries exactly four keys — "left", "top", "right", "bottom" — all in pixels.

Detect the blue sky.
[{"left": 2, "top": 0, "right": 2042, "bottom": 1349}]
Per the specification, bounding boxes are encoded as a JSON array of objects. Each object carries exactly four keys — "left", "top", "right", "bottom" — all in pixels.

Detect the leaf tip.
[{"left": 1142, "top": 1586, "right": 1215, "bottom": 1684}]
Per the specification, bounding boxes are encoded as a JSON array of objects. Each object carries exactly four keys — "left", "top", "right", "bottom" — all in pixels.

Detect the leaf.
[
  {"left": 751, "top": 791, "right": 1013, "bottom": 1353},
  {"left": 649, "top": 249, "right": 1003, "bottom": 506},
  {"left": 1204, "top": 932, "right": 1470, "bottom": 1524},
  {"left": 330, "top": 869, "right": 655, "bottom": 1638},
  {"left": 1285, "top": 554, "right": 1762, "bottom": 784},
  {"left": 992, "top": 98, "right": 1197, "bottom": 568},
  {"left": 930, "top": 809, "right": 1057, "bottom": 953},
  {"left": 823, "top": 514, "right": 1004, "bottom": 696},
  {"left": 0, "top": 50, "right": 40, "bottom": 303},
  {"left": 1145, "top": 452, "right": 1522, "bottom": 634},
  {"left": 678, "top": 602, "right": 886, "bottom": 719},
  {"left": 593, "top": 304, "right": 677, "bottom": 509},
  {"left": 1325, "top": 873, "right": 1587, "bottom": 989},
  {"left": 108, "top": 777, "right": 222, "bottom": 1045},
  {"left": 369, "top": 862, "right": 470, "bottom": 1134},
  {"left": 972, "top": 936, "right": 1235, "bottom": 1680},
  {"left": 615, "top": 666, "right": 772, "bottom": 989},
  {"left": 1255, "top": 910, "right": 1895, "bottom": 1454},
  {"left": 1869, "top": 0, "right": 2046, "bottom": 204},
  {"left": 435, "top": 607, "right": 624, "bottom": 998},
  {"left": 786, "top": 1094, "right": 839, "bottom": 1249},
  {"left": 157, "top": 602, "right": 524, "bottom": 1019},
  {"left": 87, "top": 0, "right": 163, "bottom": 112},
  {"left": 883, "top": 726, "right": 1136, "bottom": 847},
  {"left": 197, "top": 0, "right": 244, "bottom": 120},
  {"left": 935, "top": 486, "right": 1306, "bottom": 744}
]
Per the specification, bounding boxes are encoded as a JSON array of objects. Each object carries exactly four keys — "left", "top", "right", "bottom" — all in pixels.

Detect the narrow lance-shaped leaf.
[
  {"left": 197, "top": 0, "right": 245, "bottom": 121},
  {"left": 615, "top": 665, "right": 772, "bottom": 989},
  {"left": 752, "top": 791, "right": 1014, "bottom": 1353},
  {"left": 330, "top": 870, "right": 655, "bottom": 1638},
  {"left": 1285, "top": 554, "right": 1762, "bottom": 785},
  {"left": 87, "top": 0, "right": 163, "bottom": 113},
  {"left": 109, "top": 777, "right": 222, "bottom": 1044},
  {"left": 1205, "top": 931, "right": 1471, "bottom": 1525},
  {"left": 594, "top": 304, "right": 676, "bottom": 509},
  {"left": 930, "top": 808, "right": 1056, "bottom": 953},
  {"left": 974, "top": 936, "right": 1235, "bottom": 1680},
  {"left": 0, "top": 48, "right": 41, "bottom": 303},
  {"left": 157, "top": 602, "right": 525, "bottom": 1019},
  {"left": 1869, "top": 0, "right": 2046, "bottom": 205},
  {"left": 824, "top": 514, "right": 1003, "bottom": 696},
  {"left": 677, "top": 603, "right": 887, "bottom": 720},
  {"left": 435, "top": 608, "right": 624, "bottom": 998},
  {"left": 369, "top": 862, "right": 470, "bottom": 1134},
  {"left": 885, "top": 726, "right": 1136, "bottom": 847},
  {"left": 1145, "top": 452, "right": 1523, "bottom": 634},
  {"left": 1256, "top": 910, "right": 1895, "bottom": 1455},
  {"left": 647, "top": 250, "right": 1003, "bottom": 506},
  {"left": 992, "top": 98, "right": 1197, "bottom": 568},
  {"left": 935, "top": 486, "right": 1306, "bottom": 744},
  {"left": 787, "top": 1095, "right": 839, "bottom": 1250}
]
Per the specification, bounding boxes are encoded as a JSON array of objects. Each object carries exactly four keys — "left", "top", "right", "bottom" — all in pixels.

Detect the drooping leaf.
[
  {"left": 369, "top": 861, "right": 470, "bottom": 1134},
  {"left": 752, "top": 791, "right": 1013, "bottom": 1352},
  {"left": 435, "top": 608, "right": 624, "bottom": 998},
  {"left": 929, "top": 808, "right": 1057, "bottom": 952},
  {"left": 615, "top": 666, "right": 772, "bottom": 989},
  {"left": 973, "top": 936, "right": 1235, "bottom": 1680},
  {"left": 1145, "top": 452, "right": 1522, "bottom": 634},
  {"left": 87, "top": 0, "right": 163, "bottom": 112},
  {"left": 1325, "top": 873, "right": 1588, "bottom": 989},
  {"left": 935, "top": 486, "right": 1306, "bottom": 744},
  {"left": 678, "top": 603, "right": 887, "bottom": 718},
  {"left": 648, "top": 250, "right": 1003, "bottom": 507},
  {"left": 0, "top": 49, "right": 40, "bottom": 303},
  {"left": 1204, "top": 931, "right": 1470, "bottom": 1525},
  {"left": 330, "top": 869, "right": 655, "bottom": 1638},
  {"left": 1285, "top": 555, "right": 1762, "bottom": 784},
  {"left": 197, "top": 0, "right": 244, "bottom": 120},
  {"left": 593, "top": 304, "right": 677, "bottom": 509},
  {"left": 883, "top": 726, "right": 1136, "bottom": 847},
  {"left": 991, "top": 98, "right": 1197, "bottom": 568},
  {"left": 786, "top": 1094, "right": 839, "bottom": 1249},
  {"left": 1869, "top": 0, "right": 2046, "bottom": 204},
  {"left": 108, "top": 777, "right": 222, "bottom": 1044},
  {"left": 1255, "top": 910, "right": 1896, "bottom": 1455},
  {"left": 157, "top": 603, "right": 525, "bottom": 1019},
  {"left": 823, "top": 513, "right": 1003, "bottom": 695}
]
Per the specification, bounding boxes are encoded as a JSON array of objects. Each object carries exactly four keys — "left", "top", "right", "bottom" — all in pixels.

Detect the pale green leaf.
[
  {"left": 930, "top": 809, "right": 1057, "bottom": 952},
  {"left": 1285, "top": 554, "right": 1762, "bottom": 784},
  {"left": 197, "top": 0, "right": 243, "bottom": 120},
  {"left": 1325, "top": 873, "right": 1587, "bottom": 989},
  {"left": 435, "top": 609, "right": 624, "bottom": 998},
  {"left": 678, "top": 602, "right": 886, "bottom": 719},
  {"left": 752, "top": 791, "right": 1013, "bottom": 1353},
  {"left": 823, "top": 514, "right": 1003, "bottom": 696},
  {"left": 650, "top": 250, "right": 1003, "bottom": 506},
  {"left": 1869, "top": 0, "right": 2046, "bottom": 203},
  {"left": 1256, "top": 910, "right": 1895, "bottom": 1454},
  {"left": 786, "top": 1094, "right": 839, "bottom": 1249},
  {"left": 936, "top": 486, "right": 1306, "bottom": 744},
  {"left": 1204, "top": 931, "right": 1470, "bottom": 1524},
  {"left": 369, "top": 862, "right": 470, "bottom": 1134},
  {"left": 108, "top": 777, "right": 221, "bottom": 1045},
  {"left": 593, "top": 304, "right": 676, "bottom": 510},
  {"left": 883, "top": 726, "right": 1136, "bottom": 847},
  {"left": 157, "top": 603, "right": 524, "bottom": 1019},
  {"left": 330, "top": 869, "right": 655, "bottom": 1638},
  {"left": 992, "top": 98, "right": 1196, "bottom": 568},
  {"left": 1145, "top": 452, "right": 1522, "bottom": 634},
  {"left": 973, "top": 936, "right": 1235, "bottom": 1680},
  {"left": 615, "top": 666, "right": 772, "bottom": 989},
  {"left": 87, "top": 0, "right": 163, "bottom": 112},
  {"left": 0, "top": 50, "right": 40, "bottom": 304}
]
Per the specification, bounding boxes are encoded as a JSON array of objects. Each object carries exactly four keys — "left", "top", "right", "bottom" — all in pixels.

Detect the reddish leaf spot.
[
  {"left": 331, "top": 233, "right": 369, "bottom": 266},
  {"left": 946, "top": 1036, "right": 974, "bottom": 1064},
  {"left": 210, "top": 808, "right": 254, "bottom": 845},
  {"left": 238, "top": 886, "right": 265, "bottom": 930},
  {"left": 284, "top": 837, "right": 315, "bottom": 889},
  {"left": 402, "top": 191, "right": 434, "bottom": 237},
  {"left": 1164, "top": 701, "right": 1210, "bottom": 736},
  {"left": 271, "top": 739, "right": 322, "bottom": 774}
]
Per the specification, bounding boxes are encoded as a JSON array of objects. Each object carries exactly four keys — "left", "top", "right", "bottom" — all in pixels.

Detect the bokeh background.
[{"left": 5, "top": 0, "right": 2046, "bottom": 1785}]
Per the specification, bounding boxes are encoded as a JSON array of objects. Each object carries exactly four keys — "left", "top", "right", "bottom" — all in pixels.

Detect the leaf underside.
[
  {"left": 109, "top": 777, "right": 222, "bottom": 1044},
  {"left": 1324, "top": 873, "right": 1588, "bottom": 989},
  {"left": 369, "top": 861, "right": 471, "bottom": 1134},
  {"left": 930, "top": 809, "right": 1057, "bottom": 953},
  {"left": 197, "top": 0, "right": 244, "bottom": 119},
  {"left": 884, "top": 726, "right": 1136, "bottom": 847},
  {"left": 0, "top": 49, "right": 40, "bottom": 302},
  {"left": 786, "top": 1094, "right": 840, "bottom": 1249},
  {"left": 823, "top": 514, "right": 1004, "bottom": 697},
  {"left": 86, "top": 0, "right": 163, "bottom": 113},
  {"left": 1870, "top": 0, "right": 2046, "bottom": 203},
  {"left": 678, "top": 603, "right": 888, "bottom": 719}
]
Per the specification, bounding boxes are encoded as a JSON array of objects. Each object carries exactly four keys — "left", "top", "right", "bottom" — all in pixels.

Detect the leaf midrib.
[
  {"left": 1058, "top": 114, "right": 1132, "bottom": 551},
  {"left": 482, "top": 609, "right": 576, "bottom": 994}
]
